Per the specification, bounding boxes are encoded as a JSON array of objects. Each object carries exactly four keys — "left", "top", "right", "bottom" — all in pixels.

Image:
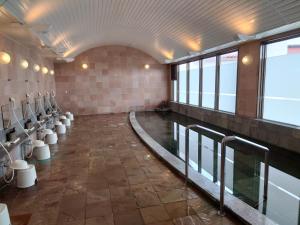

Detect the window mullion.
[
  {"left": 199, "top": 60, "right": 203, "bottom": 107},
  {"left": 215, "top": 56, "right": 220, "bottom": 110}
]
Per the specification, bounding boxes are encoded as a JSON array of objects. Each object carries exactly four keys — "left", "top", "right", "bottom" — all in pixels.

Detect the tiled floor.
[{"left": 0, "top": 114, "right": 240, "bottom": 225}]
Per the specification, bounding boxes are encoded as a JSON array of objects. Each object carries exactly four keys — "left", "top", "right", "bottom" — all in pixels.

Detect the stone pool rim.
[{"left": 129, "top": 111, "right": 277, "bottom": 225}]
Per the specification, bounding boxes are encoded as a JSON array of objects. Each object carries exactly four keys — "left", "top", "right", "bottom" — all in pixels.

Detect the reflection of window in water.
[
  {"left": 178, "top": 125, "right": 185, "bottom": 160},
  {"left": 259, "top": 164, "right": 300, "bottom": 225},
  {"left": 217, "top": 144, "right": 234, "bottom": 194},
  {"left": 189, "top": 129, "right": 198, "bottom": 170},
  {"left": 200, "top": 136, "right": 215, "bottom": 181},
  {"left": 173, "top": 122, "right": 177, "bottom": 141}
]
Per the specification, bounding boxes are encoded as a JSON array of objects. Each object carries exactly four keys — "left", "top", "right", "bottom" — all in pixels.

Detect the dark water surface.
[{"left": 136, "top": 111, "right": 300, "bottom": 225}]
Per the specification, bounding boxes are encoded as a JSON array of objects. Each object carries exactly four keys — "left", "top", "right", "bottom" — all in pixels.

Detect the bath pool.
[{"left": 135, "top": 111, "right": 300, "bottom": 225}]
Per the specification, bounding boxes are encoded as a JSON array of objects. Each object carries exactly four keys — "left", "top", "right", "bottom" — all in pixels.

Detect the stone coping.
[{"left": 129, "top": 111, "right": 277, "bottom": 225}]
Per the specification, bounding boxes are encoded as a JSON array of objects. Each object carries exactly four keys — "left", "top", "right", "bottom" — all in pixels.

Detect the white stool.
[
  {"left": 0, "top": 204, "right": 11, "bottom": 225},
  {"left": 16, "top": 164, "right": 37, "bottom": 188},
  {"left": 33, "top": 140, "right": 51, "bottom": 160}
]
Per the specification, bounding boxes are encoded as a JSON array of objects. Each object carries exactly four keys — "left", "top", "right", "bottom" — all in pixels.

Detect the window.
[
  {"left": 202, "top": 57, "right": 216, "bottom": 109},
  {"left": 262, "top": 37, "right": 300, "bottom": 126},
  {"left": 189, "top": 61, "right": 200, "bottom": 105},
  {"left": 219, "top": 52, "right": 238, "bottom": 113},
  {"left": 179, "top": 64, "right": 187, "bottom": 104}
]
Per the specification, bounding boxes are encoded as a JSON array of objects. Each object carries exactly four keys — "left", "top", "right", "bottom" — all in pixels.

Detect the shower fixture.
[{"left": 9, "top": 97, "right": 34, "bottom": 159}]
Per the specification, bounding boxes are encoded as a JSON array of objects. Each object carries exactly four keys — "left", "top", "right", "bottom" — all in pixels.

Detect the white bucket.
[
  {"left": 17, "top": 164, "right": 37, "bottom": 188},
  {"left": 66, "top": 113, "right": 74, "bottom": 121},
  {"left": 45, "top": 132, "right": 58, "bottom": 144},
  {"left": 56, "top": 124, "right": 66, "bottom": 134},
  {"left": 61, "top": 118, "right": 71, "bottom": 127},
  {"left": 34, "top": 144, "right": 51, "bottom": 160},
  {"left": 0, "top": 204, "right": 11, "bottom": 225}
]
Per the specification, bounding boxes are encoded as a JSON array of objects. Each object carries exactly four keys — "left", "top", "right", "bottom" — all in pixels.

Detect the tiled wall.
[
  {"left": 0, "top": 34, "right": 55, "bottom": 108},
  {"left": 54, "top": 46, "right": 169, "bottom": 115}
]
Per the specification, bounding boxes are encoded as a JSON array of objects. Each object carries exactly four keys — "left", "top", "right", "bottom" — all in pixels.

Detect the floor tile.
[
  {"left": 86, "top": 200, "right": 113, "bottom": 218},
  {"left": 114, "top": 209, "right": 144, "bottom": 225},
  {"left": 140, "top": 205, "right": 170, "bottom": 224},
  {"left": 164, "top": 201, "right": 196, "bottom": 219}
]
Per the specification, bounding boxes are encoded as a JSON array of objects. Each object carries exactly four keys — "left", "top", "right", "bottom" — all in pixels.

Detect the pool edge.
[{"left": 129, "top": 111, "right": 278, "bottom": 225}]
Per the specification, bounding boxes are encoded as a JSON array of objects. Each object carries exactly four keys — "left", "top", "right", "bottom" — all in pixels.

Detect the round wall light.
[
  {"left": 82, "top": 63, "right": 88, "bottom": 69},
  {"left": 50, "top": 70, "right": 55, "bottom": 75},
  {"left": 144, "top": 64, "right": 150, "bottom": 69},
  {"left": 20, "top": 59, "right": 29, "bottom": 69},
  {"left": 242, "top": 55, "right": 253, "bottom": 65},
  {"left": 0, "top": 51, "right": 11, "bottom": 64},
  {"left": 42, "top": 66, "right": 48, "bottom": 74},
  {"left": 33, "top": 64, "right": 40, "bottom": 72}
]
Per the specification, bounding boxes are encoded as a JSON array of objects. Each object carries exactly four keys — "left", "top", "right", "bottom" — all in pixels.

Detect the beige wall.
[
  {"left": 0, "top": 34, "right": 55, "bottom": 108},
  {"left": 236, "top": 41, "right": 261, "bottom": 118},
  {"left": 54, "top": 46, "right": 169, "bottom": 115}
]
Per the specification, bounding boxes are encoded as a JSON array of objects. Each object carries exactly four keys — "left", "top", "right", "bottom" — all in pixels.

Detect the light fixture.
[
  {"left": 82, "top": 63, "right": 88, "bottom": 69},
  {"left": 42, "top": 66, "right": 48, "bottom": 74},
  {"left": 33, "top": 64, "right": 40, "bottom": 72},
  {"left": 144, "top": 64, "right": 150, "bottom": 69},
  {"left": 20, "top": 59, "right": 29, "bottom": 69},
  {"left": 50, "top": 70, "right": 55, "bottom": 75},
  {"left": 0, "top": 51, "right": 11, "bottom": 64},
  {"left": 242, "top": 55, "right": 253, "bottom": 65}
]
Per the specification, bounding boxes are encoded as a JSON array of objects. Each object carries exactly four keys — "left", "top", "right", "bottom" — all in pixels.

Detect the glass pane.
[
  {"left": 179, "top": 64, "right": 187, "bottom": 104},
  {"left": 202, "top": 57, "right": 216, "bottom": 108},
  {"left": 189, "top": 61, "right": 200, "bottom": 105},
  {"left": 172, "top": 80, "right": 177, "bottom": 102},
  {"left": 219, "top": 52, "right": 238, "bottom": 113},
  {"left": 263, "top": 37, "right": 300, "bottom": 126}
]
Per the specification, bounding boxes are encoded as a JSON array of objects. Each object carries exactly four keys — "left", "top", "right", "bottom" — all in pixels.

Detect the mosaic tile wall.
[
  {"left": 0, "top": 34, "right": 55, "bottom": 108},
  {"left": 54, "top": 46, "right": 169, "bottom": 115}
]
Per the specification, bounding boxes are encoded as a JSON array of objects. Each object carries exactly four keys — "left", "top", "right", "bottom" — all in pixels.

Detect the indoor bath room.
[{"left": 0, "top": 0, "right": 300, "bottom": 225}]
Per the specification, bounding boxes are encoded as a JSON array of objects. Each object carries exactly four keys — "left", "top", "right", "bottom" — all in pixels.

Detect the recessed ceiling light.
[
  {"left": 144, "top": 64, "right": 150, "bottom": 69},
  {"left": 50, "top": 70, "right": 55, "bottom": 75}
]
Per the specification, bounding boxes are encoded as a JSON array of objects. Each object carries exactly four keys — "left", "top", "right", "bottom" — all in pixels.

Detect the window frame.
[
  {"left": 258, "top": 34, "right": 300, "bottom": 127},
  {"left": 217, "top": 50, "right": 239, "bottom": 114},
  {"left": 171, "top": 49, "right": 238, "bottom": 115}
]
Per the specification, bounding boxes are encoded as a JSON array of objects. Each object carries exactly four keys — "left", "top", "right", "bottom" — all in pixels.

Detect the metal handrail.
[
  {"left": 219, "top": 135, "right": 269, "bottom": 216},
  {"left": 185, "top": 124, "right": 226, "bottom": 184},
  {"left": 184, "top": 124, "right": 270, "bottom": 217}
]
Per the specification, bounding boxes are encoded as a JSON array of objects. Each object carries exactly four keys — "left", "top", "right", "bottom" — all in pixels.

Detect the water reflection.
[{"left": 136, "top": 111, "right": 300, "bottom": 225}]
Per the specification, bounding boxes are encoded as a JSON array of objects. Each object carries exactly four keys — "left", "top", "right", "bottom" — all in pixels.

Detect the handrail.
[
  {"left": 219, "top": 135, "right": 269, "bottom": 216},
  {"left": 184, "top": 124, "right": 270, "bottom": 217},
  {"left": 185, "top": 124, "right": 226, "bottom": 184}
]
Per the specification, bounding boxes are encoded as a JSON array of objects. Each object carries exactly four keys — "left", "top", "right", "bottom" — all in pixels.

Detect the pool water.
[{"left": 136, "top": 111, "right": 300, "bottom": 225}]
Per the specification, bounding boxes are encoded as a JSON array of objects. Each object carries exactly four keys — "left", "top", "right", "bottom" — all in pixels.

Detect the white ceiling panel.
[{"left": 2, "top": 0, "right": 300, "bottom": 63}]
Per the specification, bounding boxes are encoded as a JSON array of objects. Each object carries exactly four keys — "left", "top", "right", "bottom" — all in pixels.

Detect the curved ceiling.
[{"left": 2, "top": 0, "right": 300, "bottom": 63}]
